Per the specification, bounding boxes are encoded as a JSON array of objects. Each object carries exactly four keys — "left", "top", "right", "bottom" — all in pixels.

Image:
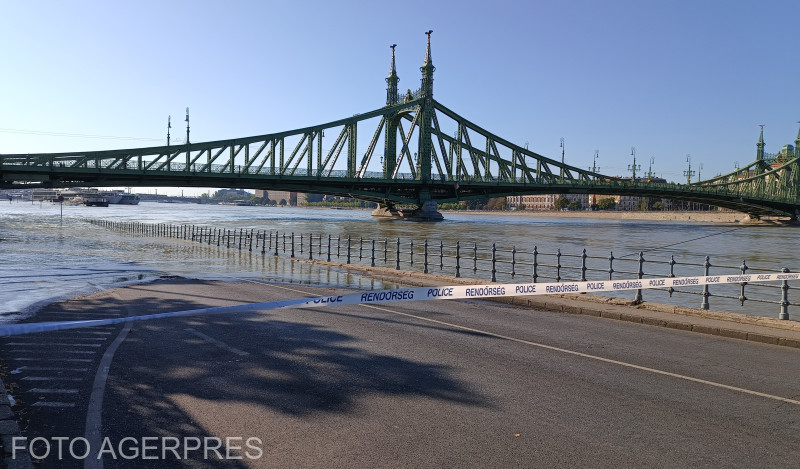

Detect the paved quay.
[{"left": 0, "top": 266, "right": 799, "bottom": 468}]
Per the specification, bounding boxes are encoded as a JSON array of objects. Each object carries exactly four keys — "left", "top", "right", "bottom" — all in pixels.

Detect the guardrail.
[{"left": 84, "top": 219, "right": 796, "bottom": 320}]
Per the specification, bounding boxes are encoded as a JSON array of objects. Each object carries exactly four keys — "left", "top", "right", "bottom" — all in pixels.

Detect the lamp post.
[
  {"left": 559, "top": 138, "right": 565, "bottom": 182},
  {"left": 683, "top": 154, "right": 695, "bottom": 184},
  {"left": 627, "top": 146, "right": 640, "bottom": 181}
]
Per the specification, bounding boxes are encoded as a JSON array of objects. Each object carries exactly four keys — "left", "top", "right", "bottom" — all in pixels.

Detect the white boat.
[{"left": 116, "top": 193, "right": 140, "bottom": 205}]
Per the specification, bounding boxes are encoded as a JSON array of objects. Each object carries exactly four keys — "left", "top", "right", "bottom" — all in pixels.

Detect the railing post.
[
  {"left": 238, "top": 228, "right": 243, "bottom": 250},
  {"left": 473, "top": 243, "right": 478, "bottom": 273},
  {"left": 396, "top": 238, "right": 401, "bottom": 270},
  {"left": 261, "top": 231, "right": 266, "bottom": 254},
  {"left": 439, "top": 241, "right": 444, "bottom": 270},
  {"left": 556, "top": 249, "right": 562, "bottom": 282},
  {"left": 667, "top": 255, "right": 676, "bottom": 297},
  {"left": 274, "top": 231, "right": 279, "bottom": 256},
  {"left": 359, "top": 237, "right": 363, "bottom": 261},
  {"left": 291, "top": 232, "right": 295, "bottom": 258},
  {"left": 532, "top": 246, "right": 538, "bottom": 283},
  {"left": 779, "top": 267, "right": 790, "bottom": 320},
  {"left": 327, "top": 234, "right": 332, "bottom": 262},
  {"left": 700, "top": 256, "right": 710, "bottom": 310},
  {"left": 511, "top": 246, "right": 516, "bottom": 278},
  {"left": 424, "top": 240, "right": 429, "bottom": 274},
  {"left": 346, "top": 235, "right": 351, "bottom": 264},
  {"left": 410, "top": 240, "right": 414, "bottom": 266},
  {"left": 635, "top": 251, "right": 645, "bottom": 304},
  {"left": 249, "top": 229, "right": 253, "bottom": 251},
  {"left": 384, "top": 239, "right": 388, "bottom": 264},
  {"left": 491, "top": 243, "right": 497, "bottom": 282},
  {"left": 738, "top": 260, "right": 748, "bottom": 305},
  {"left": 580, "top": 249, "right": 587, "bottom": 282},
  {"left": 337, "top": 235, "right": 341, "bottom": 259},
  {"left": 309, "top": 233, "right": 313, "bottom": 260},
  {"left": 371, "top": 239, "right": 375, "bottom": 267},
  {"left": 299, "top": 232, "right": 304, "bottom": 255},
  {"left": 455, "top": 241, "right": 461, "bottom": 278},
  {"left": 608, "top": 251, "right": 615, "bottom": 280}
]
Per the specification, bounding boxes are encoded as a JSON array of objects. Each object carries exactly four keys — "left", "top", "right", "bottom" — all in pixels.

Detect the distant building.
[
  {"left": 507, "top": 193, "right": 588, "bottom": 211},
  {"left": 255, "top": 190, "right": 306, "bottom": 206}
]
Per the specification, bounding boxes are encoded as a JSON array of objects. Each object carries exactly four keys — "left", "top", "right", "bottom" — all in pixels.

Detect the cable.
[{"left": 618, "top": 225, "right": 748, "bottom": 260}]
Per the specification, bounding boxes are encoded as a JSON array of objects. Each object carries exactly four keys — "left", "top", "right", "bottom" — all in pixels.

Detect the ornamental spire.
[
  {"left": 757, "top": 125, "right": 765, "bottom": 160},
  {"left": 420, "top": 30, "right": 435, "bottom": 98},
  {"left": 386, "top": 44, "right": 399, "bottom": 106}
]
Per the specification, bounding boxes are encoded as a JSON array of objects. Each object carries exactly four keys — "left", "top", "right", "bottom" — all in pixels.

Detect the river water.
[{"left": 1, "top": 200, "right": 798, "bottom": 323}]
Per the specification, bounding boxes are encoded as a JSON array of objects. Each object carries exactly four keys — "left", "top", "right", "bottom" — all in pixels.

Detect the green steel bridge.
[{"left": 2, "top": 33, "right": 799, "bottom": 220}]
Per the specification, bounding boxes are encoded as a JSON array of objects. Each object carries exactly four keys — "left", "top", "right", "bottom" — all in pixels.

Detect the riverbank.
[{"left": 441, "top": 209, "right": 795, "bottom": 224}]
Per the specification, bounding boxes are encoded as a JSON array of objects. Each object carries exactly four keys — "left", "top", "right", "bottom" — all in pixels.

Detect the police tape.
[{"left": 0, "top": 271, "right": 796, "bottom": 337}]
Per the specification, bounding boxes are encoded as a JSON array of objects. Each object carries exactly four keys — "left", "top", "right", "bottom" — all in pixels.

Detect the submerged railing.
[{"left": 85, "top": 219, "right": 796, "bottom": 320}]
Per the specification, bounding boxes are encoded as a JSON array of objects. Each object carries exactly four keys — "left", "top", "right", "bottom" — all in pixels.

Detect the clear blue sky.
[{"left": 2, "top": 0, "right": 798, "bottom": 196}]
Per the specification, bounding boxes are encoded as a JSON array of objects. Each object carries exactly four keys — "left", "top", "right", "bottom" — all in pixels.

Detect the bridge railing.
[{"left": 85, "top": 218, "right": 796, "bottom": 320}]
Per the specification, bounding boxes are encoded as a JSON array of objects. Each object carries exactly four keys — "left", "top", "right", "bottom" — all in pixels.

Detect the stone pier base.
[{"left": 371, "top": 201, "right": 444, "bottom": 221}]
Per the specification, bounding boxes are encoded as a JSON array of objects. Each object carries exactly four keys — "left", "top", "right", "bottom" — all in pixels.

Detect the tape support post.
[{"left": 0, "top": 271, "right": 796, "bottom": 337}]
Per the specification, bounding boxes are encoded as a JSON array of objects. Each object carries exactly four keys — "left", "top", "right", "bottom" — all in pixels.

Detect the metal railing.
[{"left": 85, "top": 219, "right": 797, "bottom": 320}]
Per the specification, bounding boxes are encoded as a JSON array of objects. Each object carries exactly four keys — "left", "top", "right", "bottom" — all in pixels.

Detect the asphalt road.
[{"left": 3, "top": 279, "right": 800, "bottom": 468}]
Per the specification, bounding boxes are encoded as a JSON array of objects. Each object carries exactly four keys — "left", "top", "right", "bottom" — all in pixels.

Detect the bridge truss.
[{"left": 2, "top": 35, "right": 799, "bottom": 220}]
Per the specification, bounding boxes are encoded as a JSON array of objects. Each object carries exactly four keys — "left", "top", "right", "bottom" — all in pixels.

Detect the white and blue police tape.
[{"left": 0, "top": 271, "right": 796, "bottom": 337}]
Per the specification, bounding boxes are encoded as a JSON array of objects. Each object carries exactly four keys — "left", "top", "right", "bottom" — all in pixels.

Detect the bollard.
[
  {"left": 779, "top": 268, "right": 790, "bottom": 320},
  {"left": 532, "top": 246, "right": 538, "bottom": 283},
  {"left": 700, "top": 256, "right": 710, "bottom": 310},
  {"left": 738, "top": 260, "right": 748, "bottom": 305},
  {"left": 635, "top": 252, "right": 645, "bottom": 304},
  {"left": 455, "top": 241, "right": 461, "bottom": 278},
  {"left": 424, "top": 240, "right": 429, "bottom": 274}
]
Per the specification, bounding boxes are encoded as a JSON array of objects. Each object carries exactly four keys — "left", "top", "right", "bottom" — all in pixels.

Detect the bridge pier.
[{"left": 372, "top": 200, "right": 444, "bottom": 221}]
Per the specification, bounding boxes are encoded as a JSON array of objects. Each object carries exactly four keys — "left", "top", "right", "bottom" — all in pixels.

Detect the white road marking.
[
  {"left": 22, "top": 377, "right": 83, "bottom": 381},
  {"left": 28, "top": 388, "right": 79, "bottom": 394},
  {"left": 185, "top": 328, "right": 250, "bottom": 356}
]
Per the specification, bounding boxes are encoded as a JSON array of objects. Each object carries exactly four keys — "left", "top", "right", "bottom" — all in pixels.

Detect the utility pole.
[
  {"left": 683, "top": 154, "right": 695, "bottom": 184},
  {"left": 627, "top": 146, "right": 640, "bottom": 181}
]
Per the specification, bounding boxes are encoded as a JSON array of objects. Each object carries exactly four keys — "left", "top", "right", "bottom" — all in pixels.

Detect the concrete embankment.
[
  {"left": 296, "top": 258, "right": 800, "bottom": 349},
  {"left": 442, "top": 209, "right": 795, "bottom": 224}
]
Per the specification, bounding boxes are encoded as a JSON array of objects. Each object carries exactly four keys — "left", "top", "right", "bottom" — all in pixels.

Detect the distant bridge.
[{"left": 2, "top": 33, "right": 799, "bottom": 220}]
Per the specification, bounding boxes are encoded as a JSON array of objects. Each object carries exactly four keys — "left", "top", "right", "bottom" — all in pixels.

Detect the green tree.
[
  {"left": 554, "top": 196, "right": 570, "bottom": 210},
  {"left": 567, "top": 200, "right": 582, "bottom": 211},
  {"left": 652, "top": 200, "right": 664, "bottom": 211},
  {"left": 597, "top": 197, "right": 616, "bottom": 210}
]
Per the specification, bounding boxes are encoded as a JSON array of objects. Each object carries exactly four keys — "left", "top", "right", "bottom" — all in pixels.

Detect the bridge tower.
[
  {"left": 756, "top": 125, "right": 765, "bottom": 175},
  {"left": 417, "top": 30, "right": 435, "bottom": 184},
  {"left": 383, "top": 45, "right": 400, "bottom": 179},
  {"left": 795, "top": 122, "right": 800, "bottom": 158}
]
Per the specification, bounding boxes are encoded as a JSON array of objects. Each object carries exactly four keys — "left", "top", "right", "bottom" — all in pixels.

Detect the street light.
[
  {"left": 683, "top": 154, "right": 695, "bottom": 184},
  {"left": 559, "top": 137, "right": 565, "bottom": 182},
  {"left": 627, "top": 146, "right": 640, "bottom": 181}
]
